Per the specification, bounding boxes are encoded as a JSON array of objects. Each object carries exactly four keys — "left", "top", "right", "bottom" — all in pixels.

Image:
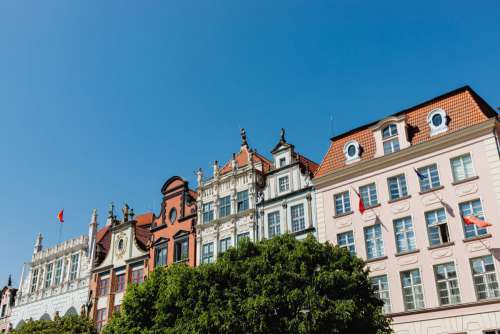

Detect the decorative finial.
[
  {"left": 130, "top": 208, "right": 135, "bottom": 220},
  {"left": 280, "top": 128, "right": 286, "bottom": 142},
  {"left": 91, "top": 209, "right": 97, "bottom": 225},
  {"left": 108, "top": 202, "right": 115, "bottom": 219},
  {"left": 122, "top": 203, "right": 130, "bottom": 222},
  {"left": 196, "top": 168, "right": 203, "bottom": 187},
  {"left": 240, "top": 128, "right": 248, "bottom": 147},
  {"left": 7, "top": 274, "right": 12, "bottom": 287},
  {"left": 213, "top": 160, "right": 219, "bottom": 177}
]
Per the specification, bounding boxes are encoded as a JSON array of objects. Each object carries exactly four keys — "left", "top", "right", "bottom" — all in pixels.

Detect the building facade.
[
  {"left": 313, "top": 86, "right": 500, "bottom": 334},
  {"left": 10, "top": 218, "right": 95, "bottom": 329},
  {"left": 258, "top": 129, "right": 319, "bottom": 241},
  {"left": 195, "top": 129, "right": 272, "bottom": 265},
  {"left": 149, "top": 176, "right": 197, "bottom": 269},
  {"left": 0, "top": 277, "right": 17, "bottom": 332},
  {"left": 90, "top": 205, "right": 152, "bottom": 332}
]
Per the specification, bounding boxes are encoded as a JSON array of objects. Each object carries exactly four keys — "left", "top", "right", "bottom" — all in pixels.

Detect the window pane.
[
  {"left": 291, "top": 204, "right": 306, "bottom": 232},
  {"left": 451, "top": 154, "right": 474, "bottom": 182},
  {"left": 268, "top": 211, "right": 281, "bottom": 238},
  {"left": 237, "top": 190, "right": 249, "bottom": 212},
  {"left": 460, "top": 200, "right": 487, "bottom": 239},
  {"left": 360, "top": 183, "right": 378, "bottom": 207},
  {"left": 418, "top": 164, "right": 441, "bottom": 192},
  {"left": 371, "top": 275, "right": 391, "bottom": 313},
  {"left": 364, "top": 224, "right": 384, "bottom": 259},
  {"left": 219, "top": 196, "right": 231, "bottom": 218},
  {"left": 393, "top": 217, "right": 416, "bottom": 253},
  {"left": 334, "top": 191, "right": 351, "bottom": 215},
  {"left": 471, "top": 256, "right": 500, "bottom": 300},
  {"left": 337, "top": 231, "right": 355, "bottom": 256},
  {"left": 401, "top": 269, "right": 425, "bottom": 310}
]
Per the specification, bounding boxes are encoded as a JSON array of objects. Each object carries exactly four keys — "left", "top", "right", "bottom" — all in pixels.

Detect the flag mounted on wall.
[
  {"left": 462, "top": 215, "right": 491, "bottom": 228},
  {"left": 414, "top": 168, "right": 426, "bottom": 181},
  {"left": 57, "top": 209, "right": 64, "bottom": 223},
  {"left": 352, "top": 188, "right": 366, "bottom": 215}
]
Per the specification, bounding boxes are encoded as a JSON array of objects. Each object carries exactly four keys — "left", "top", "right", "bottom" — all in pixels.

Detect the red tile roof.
[
  {"left": 315, "top": 86, "right": 497, "bottom": 178},
  {"left": 135, "top": 212, "right": 155, "bottom": 227},
  {"left": 296, "top": 153, "right": 319, "bottom": 175},
  {"left": 219, "top": 146, "right": 272, "bottom": 175}
]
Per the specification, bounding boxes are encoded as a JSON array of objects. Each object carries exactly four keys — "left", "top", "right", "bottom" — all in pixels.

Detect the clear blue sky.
[{"left": 0, "top": 1, "right": 499, "bottom": 284}]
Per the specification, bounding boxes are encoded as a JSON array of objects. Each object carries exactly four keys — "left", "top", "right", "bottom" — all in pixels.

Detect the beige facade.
[{"left": 314, "top": 87, "right": 500, "bottom": 334}]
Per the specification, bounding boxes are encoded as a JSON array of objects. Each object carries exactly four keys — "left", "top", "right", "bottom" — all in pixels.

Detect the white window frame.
[
  {"left": 364, "top": 224, "right": 384, "bottom": 260},
  {"left": 371, "top": 275, "right": 392, "bottom": 313},
  {"left": 290, "top": 204, "right": 306, "bottom": 233},
  {"left": 425, "top": 208, "right": 450, "bottom": 246},
  {"left": 401, "top": 268, "right": 425, "bottom": 311},
  {"left": 337, "top": 231, "right": 355, "bottom": 255},
  {"left": 434, "top": 262, "right": 461, "bottom": 305},
  {"left": 470, "top": 255, "right": 500, "bottom": 300},
  {"left": 278, "top": 175, "right": 290, "bottom": 193},
  {"left": 334, "top": 191, "right": 351, "bottom": 216},
  {"left": 267, "top": 211, "right": 281, "bottom": 238},
  {"left": 382, "top": 124, "right": 400, "bottom": 155},
  {"left": 343, "top": 140, "right": 361, "bottom": 163},
  {"left": 459, "top": 198, "right": 488, "bottom": 239},
  {"left": 202, "top": 242, "right": 214, "bottom": 264},
  {"left": 393, "top": 216, "right": 416, "bottom": 254},
  {"left": 450, "top": 153, "right": 475, "bottom": 183},
  {"left": 202, "top": 202, "right": 214, "bottom": 224},
  {"left": 417, "top": 164, "right": 441, "bottom": 192},
  {"left": 387, "top": 174, "right": 408, "bottom": 201},
  {"left": 219, "top": 237, "right": 232, "bottom": 254},
  {"left": 359, "top": 183, "right": 378, "bottom": 208}
]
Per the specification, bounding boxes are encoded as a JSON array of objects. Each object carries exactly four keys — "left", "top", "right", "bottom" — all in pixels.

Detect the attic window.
[
  {"left": 427, "top": 108, "right": 448, "bottom": 136},
  {"left": 279, "top": 157, "right": 286, "bottom": 167},
  {"left": 343, "top": 140, "right": 361, "bottom": 163},
  {"left": 382, "top": 124, "right": 400, "bottom": 155}
]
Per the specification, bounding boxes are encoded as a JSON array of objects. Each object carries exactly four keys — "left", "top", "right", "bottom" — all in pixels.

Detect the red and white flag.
[
  {"left": 57, "top": 209, "right": 64, "bottom": 223},
  {"left": 462, "top": 215, "right": 491, "bottom": 228},
  {"left": 352, "top": 188, "right": 366, "bottom": 215}
]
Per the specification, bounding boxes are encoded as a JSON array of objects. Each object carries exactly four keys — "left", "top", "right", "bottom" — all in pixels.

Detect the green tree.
[
  {"left": 104, "top": 234, "right": 392, "bottom": 334},
  {"left": 12, "top": 314, "right": 96, "bottom": 334}
]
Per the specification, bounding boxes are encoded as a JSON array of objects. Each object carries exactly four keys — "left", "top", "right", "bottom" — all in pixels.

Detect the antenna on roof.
[{"left": 330, "top": 114, "right": 335, "bottom": 137}]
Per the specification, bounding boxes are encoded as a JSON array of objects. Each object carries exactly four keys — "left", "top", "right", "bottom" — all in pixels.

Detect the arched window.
[{"left": 381, "top": 124, "right": 400, "bottom": 155}]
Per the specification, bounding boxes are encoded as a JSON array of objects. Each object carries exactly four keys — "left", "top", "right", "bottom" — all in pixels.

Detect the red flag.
[
  {"left": 463, "top": 215, "right": 491, "bottom": 228},
  {"left": 57, "top": 210, "right": 64, "bottom": 223},
  {"left": 352, "top": 188, "right": 366, "bottom": 215}
]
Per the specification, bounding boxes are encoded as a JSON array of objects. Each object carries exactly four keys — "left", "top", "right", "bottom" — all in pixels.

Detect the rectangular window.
[
  {"left": 451, "top": 153, "right": 475, "bottom": 182},
  {"left": 364, "top": 224, "right": 384, "bottom": 259},
  {"left": 98, "top": 277, "right": 109, "bottom": 297},
  {"left": 202, "top": 242, "right": 214, "bottom": 264},
  {"left": 383, "top": 138, "right": 400, "bottom": 155},
  {"left": 69, "top": 253, "right": 79, "bottom": 281},
  {"left": 219, "top": 237, "right": 232, "bottom": 254},
  {"left": 279, "top": 157, "right": 286, "bottom": 167},
  {"left": 425, "top": 208, "right": 450, "bottom": 246},
  {"left": 44, "top": 263, "right": 53, "bottom": 289},
  {"left": 96, "top": 308, "right": 107, "bottom": 332},
  {"left": 54, "top": 259, "right": 63, "bottom": 285},
  {"left": 131, "top": 268, "right": 144, "bottom": 285},
  {"left": 1, "top": 305, "right": 6, "bottom": 317},
  {"left": 334, "top": 191, "right": 351, "bottom": 216},
  {"left": 485, "top": 330, "right": 500, "bottom": 334},
  {"left": 291, "top": 204, "right": 306, "bottom": 232},
  {"left": 268, "top": 211, "right": 281, "bottom": 238},
  {"left": 371, "top": 275, "right": 391, "bottom": 313},
  {"left": 115, "top": 273, "right": 126, "bottom": 293},
  {"left": 237, "top": 190, "right": 249, "bottom": 212},
  {"left": 174, "top": 237, "right": 189, "bottom": 262},
  {"left": 237, "top": 232, "right": 250, "bottom": 245},
  {"left": 30, "top": 269, "right": 39, "bottom": 293},
  {"left": 359, "top": 183, "right": 378, "bottom": 208},
  {"left": 471, "top": 255, "right": 500, "bottom": 300},
  {"left": 113, "top": 305, "right": 121, "bottom": 316},
  {"left": 278, "top": 176, "right": 290, "bottom": 192},
  {"left": 387, "top": 174, "right": 408, "bottom": 201},
  {"left": 154, "top": 244, "right": 167, "bottom": 267},
  {"left": 219, "top": 196, "right": 231, "bottom": 218},
  {"left": 393, "top": 217, "right": 416, "bottom": 254},
  {"left": 337, "top": 231, "right": 355, "bottom": 256},
  {"left": 202, "top": 202, "right": 214, "bottom": 224},
  {"left": 401, "top": 269, "right": 425, "bottom": 310},
  {"left": 434, "top": 262, "right": 461, "bottom": 305},
  {"left": 418, "top": 164, "right": 441, "bottom": 192},
  {"left": 460, "top": 199, "right": 487, "bottom": 239}
]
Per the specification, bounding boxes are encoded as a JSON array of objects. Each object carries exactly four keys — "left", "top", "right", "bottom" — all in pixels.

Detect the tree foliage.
[
  {"left": 104, "top": 234, "right": 392, "bottom": 334},
  {"left": 12, "top": 314, "right": 96, "bottom": 334}
]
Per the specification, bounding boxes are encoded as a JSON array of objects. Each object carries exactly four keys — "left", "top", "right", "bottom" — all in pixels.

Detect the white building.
[
  {"left": 195, "top": 129, "right": 272, "bottom": 265},
  {"left": 10, "top": 211, "right": 97, "bottom": 329},
  {"left": 258, "top": 129, "right": 318, "bottom": 241}
]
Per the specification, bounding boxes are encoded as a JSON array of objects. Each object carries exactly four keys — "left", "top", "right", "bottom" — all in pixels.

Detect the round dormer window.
[
  {"left": 427, "top": 108, "right": 448, "bottom": 136},
  {"left": 343, "top": 140, "right": 361, "bottom": 163}
]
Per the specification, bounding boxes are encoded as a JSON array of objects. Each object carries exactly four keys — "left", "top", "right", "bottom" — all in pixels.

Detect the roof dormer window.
[
  {"left": 343, "top": 140, "right": 361, "bottom": 163},
  {"left": 427, "top": 108, "right": 448, "bottom": 136},
  {"left": 382, "top": 124, "right": 400, "bottom": 155}
]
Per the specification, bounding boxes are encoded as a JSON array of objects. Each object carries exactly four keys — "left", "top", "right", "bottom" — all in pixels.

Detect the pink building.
[
  {"left": 0, "top": 276, "right": 17, "bottom": 333},
  {"left": 313, "top": 86, "right": 500, "bottom": 334}
]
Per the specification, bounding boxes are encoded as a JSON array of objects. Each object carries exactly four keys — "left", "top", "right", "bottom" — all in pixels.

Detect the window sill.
[
  {"left": 388, "top": 195, "right": 411, "bottom": 204},
  {"left": 334, "top": 211, "right": 354, "bottom": 219},
  {"left": 395, "top": 249, "right": 420, "bottom": 257},
  {"left": 419, "top": 185, "right": 444, "bottom": 195},
  {"left": 365, "top": 256, "right": 388, "bottom": 264},
  {"left": 451, "top": 176, "right": 479, "bottom": 186},
  {"left": 364, "top": 203, "right": 381, "bottom": 210},
  {"left": 463, "top": 234, "right": 492, "bottom": 243},
  {"left": 427, "top": 242, "right": 455, "bottom": 250}
]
